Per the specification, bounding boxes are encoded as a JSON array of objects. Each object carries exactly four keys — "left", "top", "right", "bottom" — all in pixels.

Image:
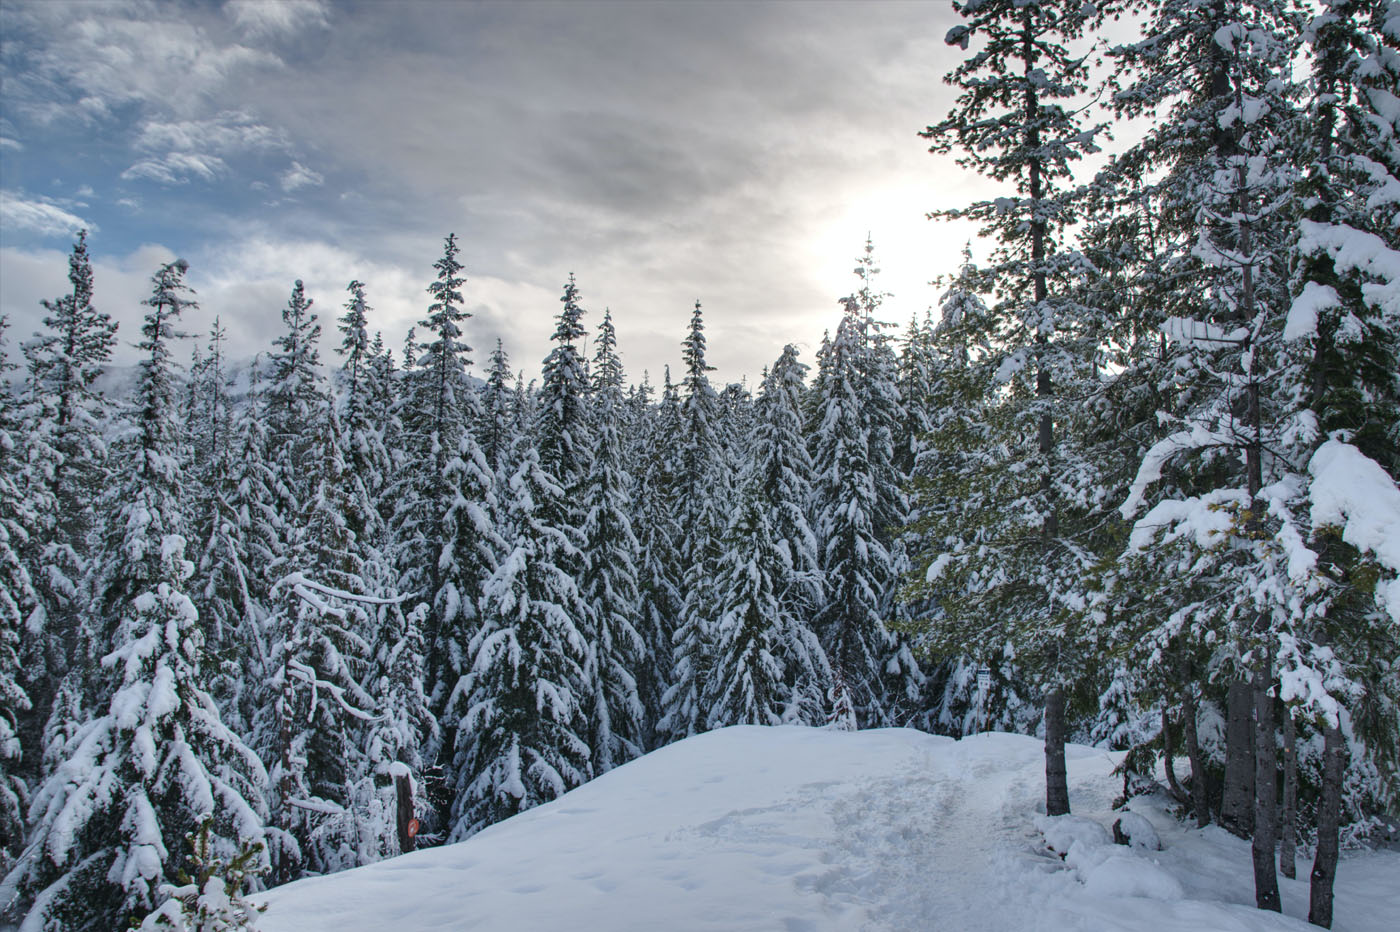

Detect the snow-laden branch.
[
  {"left": 1308, "top": 440, "right": 1400, "bottom": 624},
  {"left": 286, "top": 797, "right": 346, "bottom": 816},
  {"left": 285, "top": 659, "right": 383, "bottom": 722},
  {"left": 1297, "top": 220, "right": 1400, "bottom": 319},
  {"left": 1161, "top": 316, "right": 1249, "bottom": 349},
  {"left": 275, "top": 570, "right": 411, "bottom": 607},
  {"left": 1120, "top": 422, "right": 1235, "bottom": 519}
]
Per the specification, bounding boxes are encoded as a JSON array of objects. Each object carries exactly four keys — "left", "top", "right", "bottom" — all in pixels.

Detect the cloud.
[
  {"left": 225, "top": 0, "right": 331, "bottom": 39},
  {"left": 134, "top": 111, "right": 288, "bottom": 156},
  {"left": 0, "top": 137, "right": 22, "bottom": 152},
  {"left": 122, "top": 152, "right": 228, "bottom": 185},
  {"left": 0, "top": 190, "right": 96, "bottom": 237},
  {"left": 2, "top": 2, "right": 282, "bottom": 123},
  {"left": 280, "top": 161, "right": 324, "bottom": 192}
]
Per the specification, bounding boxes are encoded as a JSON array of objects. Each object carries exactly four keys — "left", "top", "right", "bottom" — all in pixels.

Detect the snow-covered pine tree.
[
  {"left": 478, "top": 339, "right": 516, "bottom": 477},
  {"left": 1286, "top": 2, "right": 1400, "bottom": 921},
  {"left": 256, "top": 401, "right": 380, "bottom": 879},
  {"left": 579, "top": 309, "right": 645, "bottom": 771},
  {"left": 629, "top": 368, "right": 683, "bottom": 748},
  {"left": 15, "top": 230, "right": 117, "bottom": 791},
  {"left": 0, "top": 317, "right": 36, "bottom": 876},
  {"left": 450, "top": 435, "right": 590, "bottom": 838},
  {"left": 659, "top": 302, "right": 725, "bottom": 742},
  {"left": 898, "top": 250, "right": 1040, "bottom": 738},
  {"left": 262, "top": 280, "right": 327, "bottom": 525},
  {"left": 335, "top": 281, "right": 392, "bottom": 548},
  {"left": 536, "top": 275, "right": 592, "bottom": 501},
  {"left": 3, "top": 259, "right": 268, "bottom": 932},
  {"left": 197, "top": 362, "right": 280, "bottom": 742},
  {"left": 388, "top": 234, "right": 490, "bottom": 778},
  {"left": 915, "top": 0, "right": 1107, "bottom": 811},
  {"left": 808, "top": 303, "right": 902, "bottom": 728},
  {"left": 751, "top": 345, "right": 828, "bottom": 723},
  {"left": 184, "top": 322, "right": 236, "bottom": 649}
]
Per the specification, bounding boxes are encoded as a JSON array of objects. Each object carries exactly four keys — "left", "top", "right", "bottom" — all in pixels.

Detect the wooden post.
[{"left": 392, "top": 763, "right": 416, "bottom": 854}]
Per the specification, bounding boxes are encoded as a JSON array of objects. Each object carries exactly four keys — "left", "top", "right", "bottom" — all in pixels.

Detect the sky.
[{"left": 0, "top": 0, "right": 994, "bottom": 387}]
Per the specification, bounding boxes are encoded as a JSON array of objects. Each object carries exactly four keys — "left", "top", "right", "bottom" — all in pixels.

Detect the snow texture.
[{"left": 256, "top": 727, "right": 1399, "bottom": 932}]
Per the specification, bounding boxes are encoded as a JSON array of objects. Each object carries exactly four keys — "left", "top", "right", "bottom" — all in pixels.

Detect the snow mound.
[
  {"left": 1114, "top": 810, "right": 1162, "bottom": 850},
  {"left": 256, "top": 726, "right": 1399, "bottom": 932}
]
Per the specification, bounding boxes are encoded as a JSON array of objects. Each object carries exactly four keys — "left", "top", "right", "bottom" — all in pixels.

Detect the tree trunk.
[
  {"left": 1162, "top": 707, "right": 1189, "bottom": 805},
  {"left": 1182, "top": 679, "right": 1211, "bottom": 828},
  {"left": 1251, "top": 651, "right": 1280, "bottom": 911},
  {"left": 1281, "top": 708, "right": 1297, "bottom": 879},
  {"left": 1309, "top": 721, "right": 1346, "bottom": 928},
  {"left": 1222, "top": 677, "right": 1255, "bottom": 837},
  {"left": 395, "top": 769, "right": 417, "bottom": 855},
  {"left": 1045, "top": 686, "right": 1070, "bottom": 816}
]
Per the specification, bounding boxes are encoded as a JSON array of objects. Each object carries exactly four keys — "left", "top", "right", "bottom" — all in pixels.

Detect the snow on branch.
[
  {"left": 286, "top": 797, "right": 346, "bottom": 816},
  {"left": 1308, "top": 440, "right": 1400, "bottom": 624},
  {"left": 1120, "top": 423, "right": 1234, "bottom": 518},
  {"left": 285, "top": 659, "right": 382, "bottom": 722},
  {"left": 284, "top": 572, "right": 415, "bottom": 606},
  {"left": 1161, "top": 317, "right": 1249, "bottom": 350},
  {"left": 1297, "top": 220, "right": 1400, "bottom": 318}
]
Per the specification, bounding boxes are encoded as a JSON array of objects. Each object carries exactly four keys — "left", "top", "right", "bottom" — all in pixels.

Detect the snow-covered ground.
[{"left": 258, "top": 727, "right": 1398, "bottom": 931}]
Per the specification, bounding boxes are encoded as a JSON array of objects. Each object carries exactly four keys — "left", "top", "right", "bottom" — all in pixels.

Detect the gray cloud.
[
  {"left": 225, "top": 0, "right": 331, "bottom": 39},
  {"left": 2, "top": 1, "right": 1000, "bottom": 384}
]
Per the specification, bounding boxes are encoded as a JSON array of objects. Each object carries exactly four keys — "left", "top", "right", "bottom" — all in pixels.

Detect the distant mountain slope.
[{"left": 257, "top": 727, "right": 1398, "bottom": 932}]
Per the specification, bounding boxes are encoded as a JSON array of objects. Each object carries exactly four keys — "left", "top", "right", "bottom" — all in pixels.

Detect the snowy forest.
[{"left": 1, "top": 0, "right": 1398, "bottom": 929}]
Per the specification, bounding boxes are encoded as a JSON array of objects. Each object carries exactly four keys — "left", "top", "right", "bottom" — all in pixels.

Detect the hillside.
[{"left": 257, "top": 727, "right": 1398, "bottom": 932}]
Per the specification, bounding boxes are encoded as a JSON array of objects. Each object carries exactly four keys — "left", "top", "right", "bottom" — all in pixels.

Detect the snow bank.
[{"left": 257, "top": 727, "right": 1399, "bottom": 932}]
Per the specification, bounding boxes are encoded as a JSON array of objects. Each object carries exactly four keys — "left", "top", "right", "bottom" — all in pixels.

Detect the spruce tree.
[
  {"left": 630, "top": 369, "right": 683, "bottom": 747},
  {"left": 579, "top": 309, "right": 645, "bottom": 771},
  {"left": 450, "top": 437, "right": 590, "bottom": 838},
  {"left": 751, "top": 346, "right": 828, "bottom": 722},
  {"left": 659, "top": 302, "right": 724, "bottom": 741},
  {"left": 915, "top": 0, "right": 1106, "bottom": 810},
  {"left": 0, "top": 317, "right": 36, "bottom": 875},
  {"left": 4, "top": 259, "right": 268, "bottom": 932},
  {"left": 16, "top": 230, "right": 117, "bottom": 794}
]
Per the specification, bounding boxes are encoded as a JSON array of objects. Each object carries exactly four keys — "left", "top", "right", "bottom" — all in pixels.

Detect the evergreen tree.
[
  {"left": 914, "top": 0, "right": 1107, "bottom": 810},
  {"left": 4, "top": 259, "right": 268, "bottom": 932},
  {"left": 579, "top": 309, "right": 645, "bottom": 771},
  {"left": 388, "top": 234, "right": 489, "bottom": 765},
  {"left": 16, "top": 230, "right": 117, "bottom": 794},
  {"left": 0, "top": 317, "right": 36, "bottom": 875},
  {"left": 808, "top": 305, "right": 902, "bottom": 727},
  {"left": 262, "top": 280, "right": 326, "bottom": 522},
  {"left": 450, "top": 438, "right": 590, "bottom": 838},
  {"left": 703, "top": 488, "right": 790, "bottom": 728},
  {"left": 536, "top": 275, "right": 592, "bottom": 500},
  {"left": 478, "top": 339, "right": 516, "bottom": 476},
  {"left": 630, "top": 369, "right": 683, "bottom": 748},
  {"left": 751, "top": 345, "right": 828, "bottom": 722},
  {"left": 659, "top": 302, "right": 724, "bottom": 741}
]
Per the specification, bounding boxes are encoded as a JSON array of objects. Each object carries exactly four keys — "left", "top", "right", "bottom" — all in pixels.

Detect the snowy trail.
[{"left": 258, "top": 727, "right": 1397, "bottom": 932}]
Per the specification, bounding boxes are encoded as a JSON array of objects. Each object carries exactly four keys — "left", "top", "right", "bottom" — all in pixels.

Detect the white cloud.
[
  {"left": 225, "top": 0, "right": 331, "bottom": 38},
  {"left": 0, "top": 137, "right": 22, "bottom": 152},
  {"left": 134, "top": 111, "right": 288, "bottom": 155},
  {"left": 4, "top": 3, "right": 282, "bottom": 122},
  {"left": 0, "top": 190, "right": 95, "bottom": 237},
  {"left": 122, "top": 152, "right": 228, "bottom": 185},
  {"left": 280, "top": 161, "right": 324, "bottom": 192}
]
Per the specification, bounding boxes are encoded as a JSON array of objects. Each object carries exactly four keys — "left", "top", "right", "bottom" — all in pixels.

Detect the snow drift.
[{"left": 258, "top": 727, "right": 1398, "bottom": 931}]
